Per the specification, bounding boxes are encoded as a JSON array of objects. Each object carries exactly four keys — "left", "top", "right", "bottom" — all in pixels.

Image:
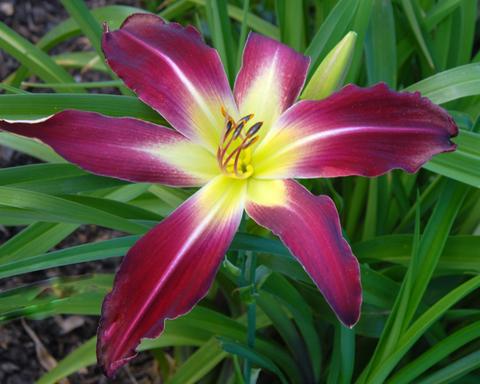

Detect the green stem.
[
  {"left": 243, "top": 251, "right": 257, "bottom": 383},
  {"left": 236, "top": 213, "right": 257, "bottom": 383}
]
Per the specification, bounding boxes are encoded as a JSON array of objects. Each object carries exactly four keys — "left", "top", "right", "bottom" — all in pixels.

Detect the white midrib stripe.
[
  {"left": 118, "top": 183, "right": 239, "bottom": 349},
  {"left": 261, "top": 125, "right": 424, "bottom": 160},
  {"left": 121, "top": 31, "right": 220, "bottom": 134},
  {"left": 251, "top": 50, "right": 279, "bottom": 120}
]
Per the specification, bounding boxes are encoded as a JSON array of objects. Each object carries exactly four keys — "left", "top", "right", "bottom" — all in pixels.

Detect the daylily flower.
[{"left": 0, "top": 14, "right": 457, "bottom": 377}]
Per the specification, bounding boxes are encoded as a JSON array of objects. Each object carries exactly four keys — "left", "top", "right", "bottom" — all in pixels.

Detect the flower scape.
[{"left": 0, "top": 14, "right": 457, "bottom": 377}]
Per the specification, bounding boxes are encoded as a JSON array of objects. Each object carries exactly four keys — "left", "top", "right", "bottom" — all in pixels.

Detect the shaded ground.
[{"left": 0, "top": 1, "right": 162, "bottom": 382}]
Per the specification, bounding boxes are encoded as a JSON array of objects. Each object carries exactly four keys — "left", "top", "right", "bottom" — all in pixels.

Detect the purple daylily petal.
[
  {"left": 98, "top": 176, "right": 246, "bottom": 377},
  {"left": 0, "top": 110, "right": 218, "bottom": 186},
  {"left": 246, "top": 179, "right": 362, "bottom": 327},
  {"left": 103, "top": 14, "right": 236, "bottom": 151},
  {"left": 254, "top": 83, "right": 458, "bottom": 179},
  {"left": 234, "top": 32, "right": 310, "bottom": 138}
]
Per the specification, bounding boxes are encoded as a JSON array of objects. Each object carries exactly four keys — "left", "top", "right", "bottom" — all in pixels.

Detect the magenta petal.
[
  {"left": 246, "top": 179, "right": 361, "bottom": 326},
  {"left": 0, "top": 110, "right": 218, "bottom": 186},
  {"left": 102, "top": 14, "right": 236, "bottom": 149},
  {"left": 234, "top": 33, "right": 310, "bottom": 135},
  {"left": 97, "top": 176, "right": 246, "bottom": 376},
  {"left": 254, "top": 83, "right": 458, "bottom": 179}
]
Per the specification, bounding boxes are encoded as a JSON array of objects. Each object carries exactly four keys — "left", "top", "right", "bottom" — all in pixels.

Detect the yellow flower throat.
[{"left": 216, "top": 107, "right": 263, "bottom": 179}]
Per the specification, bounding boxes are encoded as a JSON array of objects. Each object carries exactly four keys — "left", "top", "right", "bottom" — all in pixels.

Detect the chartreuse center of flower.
[{"left": 216, "top": 107, "right": 263, "bottom": 180}]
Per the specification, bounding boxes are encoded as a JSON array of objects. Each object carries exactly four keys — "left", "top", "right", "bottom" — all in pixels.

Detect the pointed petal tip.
[
  {"left": 102, "top": 12, "right": 233, "bottom": 147},
  {"left": 354, "top": 81, "right": 459, "bottom": 138},
  {"left": 234, "top": 31, "right": 310, "bottom": 129},
  {"left": 257, "top": 82, "right": 459, "bottom": 179},
  {"left": 335, "top": 255, "right": 362, "bottom": 329},
  {"left": 246, "top": 180, "right": 363, "bottom": 332},
  {"left": 98, "top": 348, "right": 137, "bottom": 379},
  {"left": 96, "top": 292, "right": 149, "bottom": 378},
  {"left": 338, "top": 299, "right": 362, "bottom": 329},
  {"left": 95, "top": 177, "right": 245, "bottom": 377}
]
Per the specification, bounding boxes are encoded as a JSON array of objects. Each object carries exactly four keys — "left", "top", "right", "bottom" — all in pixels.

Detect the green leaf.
[
  {"left": 0, "top": 94, "right": 162, "bottom": 123},
  {"left": 345, "top": 0, "right": 374, "bottom": 83},
  {"left": 60, "top": 0, "right": 103, "bottom": 59},
  {"left": 189, "top": 0, "right": 279, "bottom": 39},
  {"left": 166, "top": 338, "right": 227, "bottom": 384},
  {"left": 0, "top": 22, "right": 81, "bottom": 92},
  {"left": 416, "top": 350, "right": 480, "bottom": 384},
  {"left": 399, "top": 0, "right": 435, "bottom": 69},
  {"left": 446, "top": 0, "right": 476, "bottom": 67},
  {"left": 0, "top": 164, "right": 127, "bottom": 195},
  {"left": 358, "top": 180, "right": 468, "bottom": 383},
  {"left": 205, "top": 0, "right": 237, "bottom": 84},
  {"left": 257, "top": 292, "right": 313, "bottom": 382},
  {"left": 0, "top": 187, "right": 149, "bottom": 234},
  {"left": 37, "top": 338, "right": 97, "bottom": 384},
  {"left": 7, "top": 5, "right": 150, "bottom": 86},
  {"left": 0, "top": 164, "right": 81, "bottom": 184},
  {"left": 262, "top": 273, "right": 321, "bottom": 381},
  {"left": 276, "top": 0, "right": 306, "bottom": 52},
  {"left": 404, "top": 181, "right": 468, "bottom": 328},
  {"left": 367, "top": 275, "right": 480, "bottom": 383},
  {"left": 388, "top": 321, "right": 480, "bottom": 384},
  {"left": 305, "top": 0, "right": 359, "bottom": 78},
  {"left": 0, "top": 134, "right": 64, "bottom": 162},
  {"left": 430, "top": 6, "right": 453, "bottom": 72},
  {"left": 424, "top": 0, "right": 464, "bottom": 30},
  {"left": 22, "top": 80, "right": 123, "bottom": 90},
  {"left": 0, "top": 222, "right": 77, "bottom": 264},
  {"left": 220, "top": 338, "right": 288, "bottom": 384},
  {"left": 328, "top": 324, "right": 355, "bottom": 384},
  {"left": 159, "top": 0, "right": 196, "bottom": 20},
  {"left": 405, "top": 63, "right": 480, "bottom": 105},
  {"left": 52, "top": 51, "right": 107, "bottom": 72},
  {"left": 354, "top": 235, "right": 480, "bottom": 274},
  {"left": 365, "top": 0, "right": 396, "bottom": 87},
  {"left": 236, "top": 0, "right": 250, "bottom": 72}
]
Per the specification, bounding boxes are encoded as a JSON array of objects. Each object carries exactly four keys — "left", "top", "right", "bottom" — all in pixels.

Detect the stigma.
[{"left": 217, "top": 107, "right": 263, "bottom": 179}]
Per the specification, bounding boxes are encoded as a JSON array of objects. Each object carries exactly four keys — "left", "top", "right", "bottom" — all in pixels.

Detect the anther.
[
  {"left": 246, "top": 121, "right": 263, "bottom": 138},
  {"left": 221, "top": 106, "right": 227, "bottom": 117},
  {"left": 225, "top": 119, "right": 234, "bottom": 136},
  {"left": 232, "top": 121, "right": 245, "bottom": 139},
  {"left": 238, "top": 114, "right": 254, "bottom": 124}
]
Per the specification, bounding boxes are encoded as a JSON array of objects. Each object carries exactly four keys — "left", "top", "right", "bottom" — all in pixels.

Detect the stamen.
[
  {"left": 238, "top": 114, "right": 254, "bottom": 124},
  {"left": 217, "top": 107, "right": 263, "bottom": 178},
  {"left": 224, "top": 119, "right": 234, "bottom": 137},
  {"left": 220, "top": 123, "right": 236, "bottom": 157},
  {"left": 233, "top": 147, "right": 242, "bottom": 176},
  {"left": 221, "top": 147, "right": 239, "bottom": 171},
  {"left": 246, "top": 121, "right": 263, "bottom": 138},
  {"left": 232, "top": 121, "right": 245, "bottom": 139}
]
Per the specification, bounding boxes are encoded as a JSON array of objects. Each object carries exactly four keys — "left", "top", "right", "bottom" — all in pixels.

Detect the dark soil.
[{"left": 0, "top": 1, "right": 163, "bottom": 382}]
